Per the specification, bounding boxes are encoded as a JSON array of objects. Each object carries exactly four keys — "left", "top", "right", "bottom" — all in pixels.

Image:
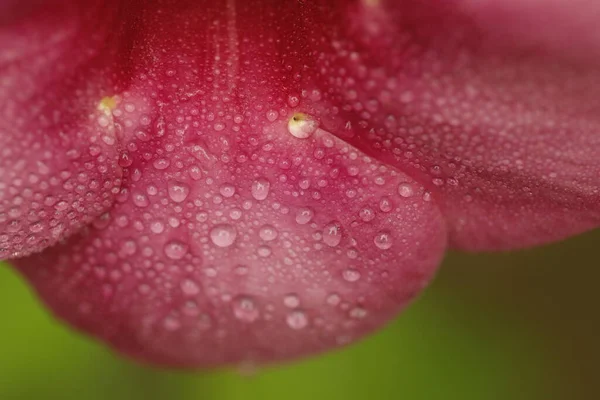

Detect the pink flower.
[{"left": 1, "top": 0, "right": 599, "bottom": 367}]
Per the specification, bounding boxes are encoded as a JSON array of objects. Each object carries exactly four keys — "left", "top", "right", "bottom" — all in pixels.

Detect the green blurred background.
[{"left": 1, "top": 229, "right": 598, "bottom": 400}]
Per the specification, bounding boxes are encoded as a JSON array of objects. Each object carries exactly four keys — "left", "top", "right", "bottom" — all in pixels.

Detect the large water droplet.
[
  {"left": 373, "top": 230, "right": 393, "bottom": 250},
  {"left": 164, "top": 240, "right": 189, "bottom": 260},
  {"left": 220, "top": 183, "right": 236, "bottom": 198},
  {"left": 133, "top": 193, "right": 149, "bottom": 208},
  {"left": 342, "top": 269, "right": 361, "bottom": 282},
  {"left": 286, "top": 310, "right": 308, "bottom": 330},
  {"left": 397, "top": 183, "right": 414, "bottom": 198},
  {"left": 251, "top": 178, "right": 271, "bottom": 201},
  {"left": 323, "top": 221, "right": 342, "bottom": 247},
  {"left": 287, "top": 113, "right": 318, "bottom": 139},
  {"left": 180, "top": 278, "right": 201, "bottom": 296},
  {"left": 163, "top": 316, "right": 181, "bottom": 331},
  {"left": 326, "top": 293, "right": 341, "bottom": 306},
  {"left": 295, "top": 207, "right": 314, "bottom": 225},
  {"left": 210, "top": 224, "right": 237, "bottom": 247},
  {"left": 283, "top": 293, "right": 300, "bottom": 308},
  {"left": 359, "top": 207, "right": 375, "bottom": 222},
  {"left": 379, "top": 197, "right": 392, "bottom": 212},
  {"left": 168, "top": 181, "right": 190, "bottom": 203},
  {"left": 259, "top": 225, "right": 278, "bottom": 241},
  {"left": 233, "top": 295, "right": 260, "bottom": 322},
  {"left": 349, "top": 307, "right": 368, "bottom": 319}
]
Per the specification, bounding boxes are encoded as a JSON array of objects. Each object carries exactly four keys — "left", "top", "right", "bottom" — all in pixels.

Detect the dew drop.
[
  {"left": 287, "top": 95, "right": 300, "bottom": 107},
  {"left": 180, "top": 278, "right": 201, "bottom": 296},
  {"left": 220, "top": 183, "right": 236, "bottom": 198},
  {"left": 266, "top": 110, "right": 279, "bottom": 122},
  {"left": 163, "top": 240, "right": 189, "bottom": 260},
  {"left": 150, "top": 221, "right": 165, "bottom": 234},
  {"left": 295, "top": 207, "right": 314, "bottom": 225},
  {"left": 373, "top": 230, "right": 393, "bottom": 250},
  {"left": 257, "top": 245, "right": 272, "bottom": 257},
  {"left": 349, "top": 307, "right": 368, "bottom": 319},
  {"left": 168, "top": 181, "right": 190, "bottom": 203},
  {"left": 326, "top": 293, "right": 341, "bottom": 306},
  {"left": 287, "top": 113, "right": 318, "bottom": 139},
  {"left": 251, "top": 178, "right": 271, "bottom": 201},
  {"left": 153, "top": 158, "right": 170, "bottom": 170},
  {"left": 342, "top": 269, "right": 361, "bottom": 282},
  {"left": 133, "top": 193, "right": 149, "bottom": 208},
  {"left": 359, "top": 207, "right": 375, "bottom": 222},
  {"left": 259, "top": 225, "right": 278, "bottom": 241},
  {"left": 286, "top": 310, "right": 308, "bottom": 330},
  {"left": 210, "top": 224, "right": 237, "bottom": 247},
  {"left": 233, "top": 295, "right": 260, "bottom": 322},
  {"left": 323, "top": 221, "right": 342, "bottom": 247},
  {"left": 163, "top": 316, "right": 181, "bottom": 331},
  {"left": 379, "top": 197, "right": 392, "bottom": 212},
  {"left": 283, "top": 293, "right": 300, "bottom": 308},
  {"left": 397, "top": 183, "right": 414, "bottom": 198}
]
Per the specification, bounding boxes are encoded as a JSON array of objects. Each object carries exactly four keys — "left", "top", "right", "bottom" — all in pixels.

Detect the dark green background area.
[{"left": 1, "top": 229, "right": 598, "bottom": 400}]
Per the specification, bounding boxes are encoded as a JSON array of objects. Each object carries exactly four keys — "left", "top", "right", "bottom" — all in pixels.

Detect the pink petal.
[
  {"left": 333, "top": 0, "right": 600, "bottom": 250},
  {"left": 0, "top": 2, "right": 123, "bottom": 258},
  {"left": 6, "top": 0, "right": 600, "bottom": 367},
  {"left": 15, "top": 110, "right": 445, "bottom": 366}
]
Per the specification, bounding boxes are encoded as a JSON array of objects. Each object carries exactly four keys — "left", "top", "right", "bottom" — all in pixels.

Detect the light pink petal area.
[
  {"left": 316, "top": 0, "right": 600, "bottom": 250},
  {"left": 0, "top": 2, "right": 123, "bottom": 258}
]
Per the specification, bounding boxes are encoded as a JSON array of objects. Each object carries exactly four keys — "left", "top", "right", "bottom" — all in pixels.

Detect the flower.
[{"left": 1, "top": 0, "right": 598, "bottom": 368}]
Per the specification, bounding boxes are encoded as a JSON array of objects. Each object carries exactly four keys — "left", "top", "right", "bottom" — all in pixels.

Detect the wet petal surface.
[
  {"left": 16, "top": 108, "right": 445, "bottom": 366},
  {"left": 5, "top": 0, "right": 600, "bottom": 367}
]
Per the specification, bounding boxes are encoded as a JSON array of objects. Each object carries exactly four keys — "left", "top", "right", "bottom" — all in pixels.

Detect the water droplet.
[
  {"left": 379, "top": 197, "right": 392, "bottom": 212},
  {"left": 283, "top": 293, "right": 300, "bottom": 308},
  {"left": 133, "top": 193, "right": 149, "bottom": 208},
  {"left": 259, "top": 225, "right": 278, "bottom": 241},
  {"left": 180, "top": 278, "right": 201, "bottom": 296},
  {"left": 150, "top": 221, "right": 165, "bottom": 234},
  {"left": 257, "top": 245, "right": 272, "bottom": 257},
  {"left": 286, "top": 310, "right": 308, "bottom": 330},
  {"left": 220, "top": 183, "right": 236, "bottom": 198},
  {"left": 326, "top": 293, "right": 341, "bottom": 306},
  {"left": 342, "top": 269, "right": 361, "bottom": 282},
  {"left": 251, "top": 178, "right": 271, "bottom": 201},
  {"left": 163, "top": 316, "right": 181, "bottom": 331},
  {"left": 164, "top": 240, "right": 189, "bottom": 260},
  {"left": 373, "top": 230, "right": 393, "bottom": 250},
  {"left": 295, "top": 207, "right": 314, "bottom": 225},
  {"left": 153, "top": 158, "right": 170, "bottom": 170},
  {"left": 229, "top": 208, "right": 243, "bottom": 220},
  {"left": 168, "top": 181, "right": 190, "bottom": 203},
  {"left": 359, "top": 207, "right": 375, "bottom": 222},
  {"left": 266, "top": 110, "right": 279, "bottom": 122},
  {"left": 210, "top": 224, "right": 237, "bottom": 247},
  {"left": 397, "top": 183, "right": 414, "bottom": 198},
  {"left": 233, "top": 295, "right": 260, "bottom": 322},
  {"left": 287, "top": 113, "right": 318, "bottom": 139},
  {"left": 323, "top": 221, "right": 342, "bottom": 247},
  {"left": 349, "top": 307, "right": 368, "bottom": 319}
]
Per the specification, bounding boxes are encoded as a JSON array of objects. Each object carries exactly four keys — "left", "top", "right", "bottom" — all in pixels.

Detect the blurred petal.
[
  {"left": 322, "top": 0, "right": 600, "bottom": 250},
  {"left": 0, "top": 1, "right": 124, "bottom": 258}
]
